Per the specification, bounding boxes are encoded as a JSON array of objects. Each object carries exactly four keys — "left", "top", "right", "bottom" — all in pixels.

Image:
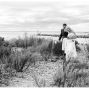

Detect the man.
[
  {"left": 59, "top": 23, "right": 77, "bottom": 59},
  {"left": 59, "top": 23, "right": 76, "bottom": 41}
]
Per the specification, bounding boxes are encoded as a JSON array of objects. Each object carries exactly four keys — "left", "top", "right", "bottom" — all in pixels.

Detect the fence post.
[{"left": 63, "top": 53, "right": 67, "bottom": 87}]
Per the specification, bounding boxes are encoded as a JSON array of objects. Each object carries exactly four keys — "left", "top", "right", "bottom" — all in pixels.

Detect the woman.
[
  {"left": 59, "top": 24, "right": 77, "bottom": 61},
  {"left": 62, "top": 33, "right": 77, "bottom": 61}
]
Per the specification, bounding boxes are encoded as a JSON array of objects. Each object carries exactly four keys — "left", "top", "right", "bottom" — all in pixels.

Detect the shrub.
[
  {"left": 38, "top": 40, "right": 53, "bottom": 61},
  {"left": 0, "top": 37, "right": 15, "bottom": 86},
  {"left": 0, "top": 37, "right": 11, "bottom": 64},
  {"left": 8, "top": 48, "right": 43, "bottom": 72},
  {"left": 0, "top": 64, "right": 16, "bottom": 86},
  {"left": 76, "top": 44, "right": 81, "bottom": 52},
  {"left": 30, "top": 52, "right": 43, "bottom": 65},
  {"left": 9, "top": 51, "right": 32, "bottom": 72},
  {"left": 40, "top": 40, "right": 53, "bottom": 54},
  {"left": 10, "top": 36, "right": 45, "bottom": 48},
  {"left": 0, "top": 46, "right": 11, "bottom": 58},
  {"left": 53, "top": 60, "right": 89, "bottom": 87},
  {"left": 86, "top": 44, "right": 89, "bottom": 52},
  {"left": 53, "top": 41, "right": 64, "bottom": 56}
]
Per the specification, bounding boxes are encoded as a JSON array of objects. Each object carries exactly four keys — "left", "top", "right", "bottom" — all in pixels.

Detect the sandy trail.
[
  {"left": 9, "top": 61, "right": 63, "bottom": 87},
  {"left": 9, "top": 72, "right": 37, "bottom": 87}
]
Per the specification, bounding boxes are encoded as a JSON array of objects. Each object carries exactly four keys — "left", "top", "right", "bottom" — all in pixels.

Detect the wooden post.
[
  {"left": 63, "top": 53, "right": 67, "bottom": 87},
  {"left": 24, "top": 32, "right": 28, "bottom": 49}
]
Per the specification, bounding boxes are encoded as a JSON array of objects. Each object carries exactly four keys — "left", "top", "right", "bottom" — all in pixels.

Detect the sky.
[{"left": 0, "top": 0, "right": 89, "bottom": 39}]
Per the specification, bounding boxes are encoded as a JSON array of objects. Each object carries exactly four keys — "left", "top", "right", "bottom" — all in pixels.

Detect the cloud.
[
  {"left": 0, "top": 0, "right": 89, "bottom": 32},
  {"left": 60, "top": 8, "right": 81, "bottom": 16},
  {"left": 71, "top": 23, "right": 89, "bottom": 32}
]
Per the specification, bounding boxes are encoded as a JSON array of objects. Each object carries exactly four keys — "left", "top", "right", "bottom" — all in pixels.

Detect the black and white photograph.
[{"left": 0, "top": 0, "right": 89, "bottom": 87}]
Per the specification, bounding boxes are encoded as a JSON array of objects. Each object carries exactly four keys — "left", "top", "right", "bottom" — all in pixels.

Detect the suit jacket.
[{"left": 59, "top": 29, "right": 68, "bottom": 40}]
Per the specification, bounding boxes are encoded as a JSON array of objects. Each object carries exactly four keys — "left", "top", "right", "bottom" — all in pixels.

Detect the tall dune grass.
[{"left": 1, "top": 34, "right": 89, "bottom": 87}]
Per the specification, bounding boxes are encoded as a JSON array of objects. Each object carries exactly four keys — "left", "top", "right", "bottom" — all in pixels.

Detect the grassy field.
[{"left": 0, "top": 35, "right": 89, "bottom": 87}]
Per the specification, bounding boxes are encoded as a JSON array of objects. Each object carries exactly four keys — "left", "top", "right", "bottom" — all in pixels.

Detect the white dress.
[{"left": 62, "top": 38, "right": 77, "bottom": 61}]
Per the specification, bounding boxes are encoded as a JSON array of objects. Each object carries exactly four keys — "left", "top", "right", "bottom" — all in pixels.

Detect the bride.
[
  {"left": 59, "top": 23, "right": 77, "bottom": 61},
  {"left": 62, "top": 32, "right": 77, "bottom": 61}
]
